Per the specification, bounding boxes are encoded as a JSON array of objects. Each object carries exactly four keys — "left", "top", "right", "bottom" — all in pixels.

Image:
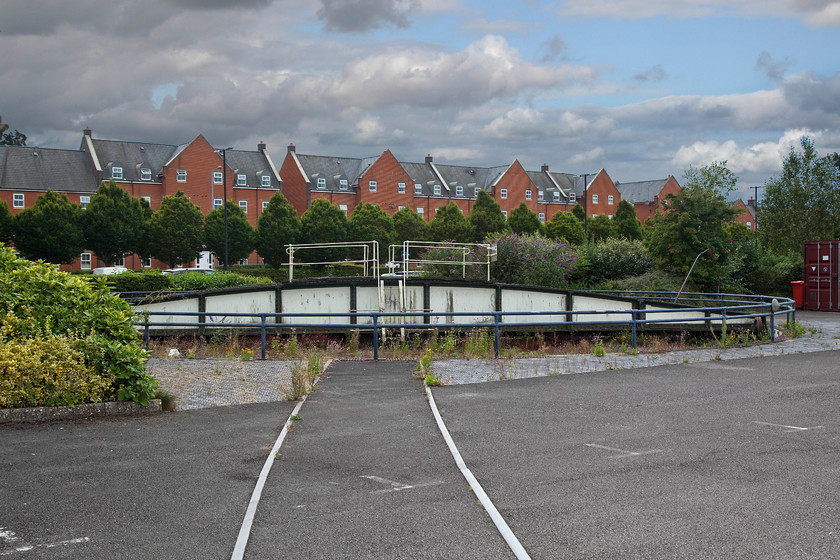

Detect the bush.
[
  {"left": 107, "top": 270, "right": 172, "bottom": 293},
  {"left": 597, "top": 269, "right": 685, "bottom": 293},
  {"left": 168, "top": 271, "right": 271, "bottom": 291},
  {"left": 0, "top": 245, "right": 157, "bottom": 407},
  {"left": 573, "top": 238, "right": 654, "bottom": 286},
  {"left": 491, "top": 233, "right": 577, "bottom": 288},
  {"left": 746, "top": 250, "right": 802, "bottom": 297}
]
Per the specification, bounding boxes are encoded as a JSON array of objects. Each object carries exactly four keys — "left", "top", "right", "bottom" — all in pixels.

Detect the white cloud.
[{"left": 569, "top": 147, "right": 605, "bottom": 166}]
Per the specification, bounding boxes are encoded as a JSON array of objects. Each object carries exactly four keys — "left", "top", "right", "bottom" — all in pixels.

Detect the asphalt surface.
[{"left": 2, "top": 311, "right": 840, "bottom": 559}]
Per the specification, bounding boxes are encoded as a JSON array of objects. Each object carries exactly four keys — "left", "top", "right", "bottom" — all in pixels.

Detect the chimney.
[
  {"left": 84, "top": 127, "right": 92, "bottom": 137},
  {"left": 258, "top": 141, "right": 266, "bottom": 152},
  {"left": 287, "top": 143, "right": 296, "bottom": 154},
  {"left": 425, "top": 154, "right": 433, "bottom": 163},
  {"left": 541, "top": 163, "right": 549, "bottom": 172}
]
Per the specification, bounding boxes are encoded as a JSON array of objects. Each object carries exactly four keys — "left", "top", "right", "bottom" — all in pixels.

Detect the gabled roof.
[
  {"left": 399, "top": 161, "right": 442, "bottom": 196},
  {"left": 0, "top": 145, "right": 99, "bottom": 193},
  {"left": 225, "top": 149, "right": 282, "bottom": 189},
  {"left": 615, "top": 179, "right": 668, "bottom": 204},
  {"left": 295, "top": 153, "right": 376, "bottom": 191},
  {"left": 433, "top": 163, "right": 499, "bottom": 197},
  {"left": 89, "top": 138, "right": 177, "bottom": 183}
]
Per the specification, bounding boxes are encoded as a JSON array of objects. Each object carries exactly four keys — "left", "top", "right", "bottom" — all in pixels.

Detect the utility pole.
[{"left": 583, "top": 173, "right": 588, "bottom": 238}]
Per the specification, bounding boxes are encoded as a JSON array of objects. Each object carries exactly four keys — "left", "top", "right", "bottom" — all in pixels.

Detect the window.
[
  {"left": 80, "top": 253, "right": 92, "bottom": 270},
  {"left": 456, "top": 186, "right": 463, "bottom": 196},
  {"left": 398, "top": 182, "right": 406, "bottom": 194},
  {"left": 339, "top": 204, "right": 348, "bottom": 215},
  {"left": 539, "top": 212, "right": 545, "bottom": 223},
  {"left": 262, "top": 200, "right": 269, "bottom": 210},
  {"left": 398, "top": 205, "right": 405, "bottom": 210},
  {"left": 239, "top": 257, "right": 249, "bottom": 266},
  {"left": 417, "top": 207, "right": 424, "bottom": 216},
  {"left": 500, "top": 188, "right": 507, "bottom": 199},
  {"left": 340, "top": 179, "right": 348, "bottom": 190},
  {"left": 538, "top": 190, "right": 544, "bottom": 200},
  {"left": 80, "top": 196, "right": 90, "bottom": 209},
  {"left": 502, "top": 210, "right": 507, "bottom": 218},
  {"left": 592, "top": 194, "right": 598, "bottom": 204},
  {"left": 13, "top": 193, "right": 24, "bottom": 208},
  {"left": 237, "top": 174, "right": 246, "bottom": 186},
  {"left": 141, "top": 168, "right": 151, "bottom": 181},
  {"left": 317, "top": 177, "right": 326, "bottom": 189},
  {"left": 525, "top": 190, "right": 532, "bottom": 201},
  {"left": 474, "top": 187, "right": 481, "bottom": 196},
  {"left": 214, "top": 171, "right": 223, "bottom": 184},
  {"left": 261, "top": 175, "right": 271, "bottom": 187},
  {"left": 142, "top": 256, "right": 152, "bottom": 268},
  {"left": 177, "top": 169, "right": 186, "bottom": 182},
  {"left": 553, "top": 191, "right": 560, "bottom": 202},
  {"left": 433, "top": 185, "right": 441, "bottom": 195},
  {"left": 608, "top": 195, "right": 614, "bottom": 205},
  {"left": 112, "top": 166, "right": 123, "bottom": 179},
  {"left": 414, "top": 183, "right": 422, "bottom": 194},
  {"left": 569, "top": 192, "right": 576, "bottom": 203},
  {"left": 746, "top": 221, "right": 752, "bottom": 229},
  {"left": 238, "top": 200, "right": 247, "bottom": 213},
  {"left": 369, "top": 180, "right": 377, "bottom": 192},
  {"left": 114, "top": 253, "right": 125, "bottom": 267},
  {"left": 141, "top": 195, "right": 151, "bottom": 206},
  {"left": 213, "top": 198, "right": 223, "bottom": 210}
]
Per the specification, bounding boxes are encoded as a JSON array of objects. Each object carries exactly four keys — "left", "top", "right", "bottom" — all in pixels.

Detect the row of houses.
[{"left": 0, "top": 129, "right": 756, "bottom": 271}]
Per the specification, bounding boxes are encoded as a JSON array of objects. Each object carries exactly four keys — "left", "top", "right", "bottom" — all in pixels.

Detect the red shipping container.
[{"left": 803, "top": 240, "right": 840, "bottom": 311}]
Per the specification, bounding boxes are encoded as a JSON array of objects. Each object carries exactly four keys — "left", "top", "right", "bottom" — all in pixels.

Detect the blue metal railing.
[{"left": 135, "top": 292, "right": 796, "bottom": 360}]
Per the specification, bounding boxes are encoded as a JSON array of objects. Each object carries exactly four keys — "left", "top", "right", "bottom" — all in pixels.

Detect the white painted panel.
[
  {"left": 205, "top": 290, "right": 275, "bottom": 325},
  {"left": 356, "top": 284, "right": 425, "bottom": 325},
  {"left": 281, "top": 286, "right": 352, "bottom": 325},
  {"left": 135, "top": 298, "right": 199, "bottom": 331},
  {"left": 501, "top": 289, "right": 566, "bottom": 325},
  {"left": 428, "top": 286, "right": 495, "bottom": 324},
  {"left": 571, "top": 296, "right": 633, "bottom": 323}
]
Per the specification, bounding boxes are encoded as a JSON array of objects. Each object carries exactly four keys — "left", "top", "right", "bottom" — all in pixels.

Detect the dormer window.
[
  {"left": 177, "top": 169, "right": 187, "bottom": 182},
  {"left": 261, "top": 175, "right": 271, "bottom": 187},
  {"left": 455, "top": 186, "right": 463, "bottom": 196},
  {"left": 317, "top": 178, "right": 326, "bottom": 189},
  {"left": 538, "top": 190, "right": 544, "bottom": 200},
  {"left": 434, "top": 185, "right": 441, "bottom": 195},
  {"left": 414, "top": 183, "right": 422, "bottom": 194},
  {"left": 237, "top": 174, "right": 246, "bottom": 186},
  {"left": 474, "top": 187, "right": 481, "bottom": 196},
  {"left": 570, "top": 192, "right": 576, "bottom": 203},
  {"left": 141, "top": 168, "right": 152, "bottom": 181},
  {"left": 112, "top": 166, "right": 123, "bottom": 179},
  {"left": 339, "top": 179, "right": 348, "bottom": 190}
]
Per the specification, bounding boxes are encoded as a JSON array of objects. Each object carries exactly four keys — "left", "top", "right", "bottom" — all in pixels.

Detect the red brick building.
[{"left": 614, "top": 175, "right": 681, "bottom": 224}]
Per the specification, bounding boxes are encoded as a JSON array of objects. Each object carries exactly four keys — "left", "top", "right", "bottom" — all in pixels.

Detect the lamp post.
[
  {"left": 218, "top": 147, "right": 233, "bottom": 270},
  {"left": 582, "top": 173, "right": 588, "bottom": 239}
]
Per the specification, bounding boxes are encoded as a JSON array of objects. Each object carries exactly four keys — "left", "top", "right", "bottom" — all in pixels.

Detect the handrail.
[{"left": 135, "top": 294, "right": 795, "bottom": 361}]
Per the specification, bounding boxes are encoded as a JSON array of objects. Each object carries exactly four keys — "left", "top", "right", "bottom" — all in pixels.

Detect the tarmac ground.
[{"left": 1, "top": 310, "right": 839, "bottom": 558}]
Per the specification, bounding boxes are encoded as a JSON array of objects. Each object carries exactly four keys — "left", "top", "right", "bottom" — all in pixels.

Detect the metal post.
[
  {"left": 493, "top": 312, "right": 501, "bottom": 358},
  {"left": 583, "top": 173, "right": 588, "bottom": 238},
  {"left": 144, "top": 319, "right": 150, "bottom": 350},
  {"left": 223, "top": 148, "right": 229, "bottom": 270},
  {"left": 372, "top": 314, "right": 380, "bottom": 361},
  {"left": 770, "top": 310, "right": 775, "bottom": 342},
  {"left": 631, "top": 309, "right": 637, "bottom": 349},
  {"left": 260, "top": 315, "right": 267, "bottom": 360}
]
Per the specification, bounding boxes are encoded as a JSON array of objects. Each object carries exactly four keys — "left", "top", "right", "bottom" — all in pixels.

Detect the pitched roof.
[
  {"left": 225, "top": 149, "right": 282, "bottom": 189},
  {"left": 89, "top": 138, "right": 177, "bottom": 183},
  {"left": 0, "top": 145, "right": 99, "bottom": 193},
  {"left": 295, "top": 153, "right": 376, "bottom": 191},
  {"left": 615, "top": 179, "right": 668, "bottom": 204}
]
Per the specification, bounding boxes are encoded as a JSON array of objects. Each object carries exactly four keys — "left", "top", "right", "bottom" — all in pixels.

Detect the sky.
[{"left": 2, "top": 0, "right": 839, "bottom": 200}]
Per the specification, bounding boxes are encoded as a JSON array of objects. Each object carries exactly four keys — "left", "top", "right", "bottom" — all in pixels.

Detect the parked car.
[{"left": 92, "top": 266, "right": 129, "bottom": 275}]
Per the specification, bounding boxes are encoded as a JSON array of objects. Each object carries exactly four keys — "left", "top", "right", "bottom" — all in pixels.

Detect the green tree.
[
  {"left": 760, "top": 137, "right": 840, "bottom": 255},
  {"left": 0, "top": 201, "right": 12, "bottom": 245},
  {"left": 79, "top": 180, "right": 148, "bottom": 266},
  {"left": 614, "top": 199, "right": 643, "bottom": 240},
  {"left": 392, "top": 207, "right": 430, "bottom": 244},
  {"left": 299, "top": 199, "right": 348, "bottom": 262},
  {"left": 645, "top": 162, "right": 740, "bottom": 290},
  {"left": 545, "top": 210, "right": 584, "bottom": 245},
  {"left": 348, "top": 203, "right": 396, "bottom": 261},
  {"left": 571, "top": 203, "right": 585, "bottom": 222},
  {"left": 587, "top": 214, "right": 617, "bottom": 242},
  {"left": 507, "top": 203, "right": 543, "bottom": 235},
  {"left": 150, "top": 191, "right": 204, "bottom": 269},
  {"left": 205, "top": 201, "right": 255, "bottom": 265},
  {"left": 12, "top": 190, "right": 84, "bottom": 264},
  {"left": 428, "top": 202, "right": 473, "bottom": 242},
  {"left": 255, "top": 193, "right": 301, "bottom": 268},
  {"left": 468, "top": 190, "right": 506, "bottom": 242},
  {"left": 0, "top": 115, "right": 26, "bottom": 146}
]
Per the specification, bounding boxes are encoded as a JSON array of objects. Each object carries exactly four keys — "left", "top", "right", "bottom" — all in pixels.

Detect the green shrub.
[
  {"left": 168, "top": 271, "right": 271, "bottom": 291},
  {"left": 106, "top": 270, "right": 172, "bottom": 293},
  {"left": 0, "top": 245, "right": 157, "bottom": 406},
  {"left": 573, "top": 238, "right": 654, "bottom": 286},
  {"left": 490, "top": 233, "right": 577, "bottom": 288},
  {"left": 599, "top": 269, "right": 685, "bottom": 293},
  {"left": 0, "top": 334, "right": 113, "bottom": 408},
  {"left": 746, "top": 250, "right": 802, "bottom": 297}
]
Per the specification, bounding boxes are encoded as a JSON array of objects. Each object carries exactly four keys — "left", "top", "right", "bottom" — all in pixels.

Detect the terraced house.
[{"left": 2, "top": 129, "right": 689, "bottom": 271}]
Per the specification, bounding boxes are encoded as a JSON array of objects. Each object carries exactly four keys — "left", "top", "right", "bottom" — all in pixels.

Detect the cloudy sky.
[{"left": 2, "top": 0, "right": 839, "bottom": 199}]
